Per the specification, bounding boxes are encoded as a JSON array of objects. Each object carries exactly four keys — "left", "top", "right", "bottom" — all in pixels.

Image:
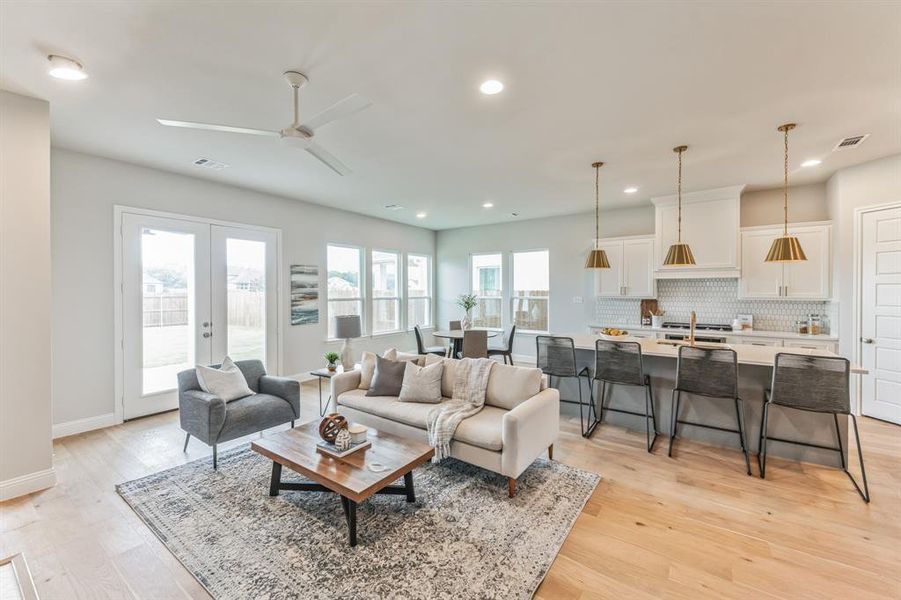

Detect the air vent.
[
  {"left": 384, "top": 204, "right": 404, "bottom": 211},
  {"left": 193, "top": 157, "right": 228, "bottom": 170},
  {"left": 833, "top": 134, "right": 869, "bottom": 151}
]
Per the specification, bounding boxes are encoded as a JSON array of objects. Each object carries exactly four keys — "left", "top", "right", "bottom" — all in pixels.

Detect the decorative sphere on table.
[
  {"left": 334, "top": 428, "right": 352, "bottom": 451},
  {"left": 319, "top": 413, "right": 348, "bottom": 443}
]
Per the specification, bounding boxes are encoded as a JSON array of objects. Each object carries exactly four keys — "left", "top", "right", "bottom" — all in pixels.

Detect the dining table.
[{"left": 431, "top": 328, "right": 501, "bottom": 357}]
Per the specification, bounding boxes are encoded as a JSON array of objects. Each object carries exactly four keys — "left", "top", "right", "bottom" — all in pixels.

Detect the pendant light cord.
[
  {"left": 594, "top": 164, "right": 600, "bottom": 249},
  {"left": 783, "top": 126, "right": 789, "bottom": 236},
  {"left": 677, "top": 147, "right": 683, "bottom": 243}
]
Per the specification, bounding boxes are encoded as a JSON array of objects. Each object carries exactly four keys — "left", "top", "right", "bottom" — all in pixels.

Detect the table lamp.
[{"left": 334, "top": 315, "right": 362, "bottom": 371}]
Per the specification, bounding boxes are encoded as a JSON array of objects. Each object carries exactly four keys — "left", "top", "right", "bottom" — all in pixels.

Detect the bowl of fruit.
[{"left": 598, "top": 327, "right": 630, "bottom": 340}]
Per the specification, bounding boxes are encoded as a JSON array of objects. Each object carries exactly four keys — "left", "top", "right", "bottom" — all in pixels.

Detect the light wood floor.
[{"left": 1, "top": 382, "right": 899, "bottom": 599}]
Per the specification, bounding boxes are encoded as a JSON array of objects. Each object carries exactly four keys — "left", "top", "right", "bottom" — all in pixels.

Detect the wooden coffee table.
[{"left": 251, "top": 421, "right": 434, "bottom": 547}]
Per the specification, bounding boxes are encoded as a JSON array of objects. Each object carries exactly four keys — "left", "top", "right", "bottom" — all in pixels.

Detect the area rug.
[{"left": 117, "top": 446, "right": 599, "bottom": 600}]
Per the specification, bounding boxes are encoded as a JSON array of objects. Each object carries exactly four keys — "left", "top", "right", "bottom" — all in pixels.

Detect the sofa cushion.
[
  {"left": 337, "top": 389, "right": 505, "bottom": 452},
  {"left": 485, "top": 362, "right": 543, "bottom": 410},
  {"left": 367, "top": 355, "right": 407, "bottom": 396}
]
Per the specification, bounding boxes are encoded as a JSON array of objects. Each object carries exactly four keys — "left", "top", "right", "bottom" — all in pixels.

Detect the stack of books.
[{"left": 316, "top": 439, "right": 371, "bottom": 459}]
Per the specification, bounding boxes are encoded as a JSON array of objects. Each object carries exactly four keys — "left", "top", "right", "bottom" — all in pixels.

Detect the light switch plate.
[{"left": 572, "top": 296, "right": 583, "bottom": 304}]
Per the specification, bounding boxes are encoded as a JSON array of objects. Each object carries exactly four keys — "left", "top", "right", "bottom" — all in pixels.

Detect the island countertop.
[{"left": 562, "top": 334, "right": 867, "bottom": 374}]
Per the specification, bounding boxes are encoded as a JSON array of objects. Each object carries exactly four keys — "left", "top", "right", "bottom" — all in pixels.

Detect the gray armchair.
[{"left": 178, "top": 359, "right": 300, "bottom": 469}]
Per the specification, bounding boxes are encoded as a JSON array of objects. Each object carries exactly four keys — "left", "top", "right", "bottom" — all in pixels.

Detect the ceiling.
[{"left": 2, "top": 1, "right": 899, "bottom": 230}]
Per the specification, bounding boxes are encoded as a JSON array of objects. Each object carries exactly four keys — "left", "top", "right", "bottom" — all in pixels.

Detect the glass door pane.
[
  {"left": 225, "top": 238, "right": 267, "bottom": 362},
  {"left": 141, "top": 228, "right": 196, "bottom": 395}
]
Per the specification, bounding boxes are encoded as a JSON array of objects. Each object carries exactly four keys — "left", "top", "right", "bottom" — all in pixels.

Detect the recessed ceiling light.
[
  {"left": 47, "top": 55, "right": 87, "bottom": 80},
  {"left": 510, "top": 212, "right": 520, "bottom": 217},
  {"left": 482, "top": 202, "right": 494, "bottom": 208},
  {"left": 479, "top": 80, "right": 504, "bottom": 95},
  {"left": 801, "top": 159, "right": 821, "bottom": 167},
  {"left": 384, "top": 204, "right": 404, "bottom": 210},
  {"left": 415, "top": 212, "right": 427, "bottom": 219},
  {"left": 623, "top": 187, "right": 639, "bottom": 194}
]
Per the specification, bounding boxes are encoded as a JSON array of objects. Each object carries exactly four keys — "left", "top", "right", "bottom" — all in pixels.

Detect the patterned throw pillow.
[
  {"left": 398, "top": 361, "right": 444, "bottom": 403},
  {"left": 366, "top": 354, "right": 407, "bottom": 397},
  {"left": 195, "top": 356, "right": 254, "bottom": 402}
]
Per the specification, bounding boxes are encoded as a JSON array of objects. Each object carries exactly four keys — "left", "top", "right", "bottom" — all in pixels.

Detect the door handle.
[
  {"left": 861, "top": 338, "right": 874, "bottom": 344},
  {"left": 202, "top": 332, "right": 212, "bottom": 338},
  {"left": 202, "top": 321, "right": 211, "bottom": 328}
]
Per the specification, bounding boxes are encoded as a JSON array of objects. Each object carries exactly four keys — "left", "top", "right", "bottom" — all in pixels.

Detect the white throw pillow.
[
  {"left": 195, "top": 356, "right": 254, "bottom": 402},
  {"left": 359, "top": 348, "right": 398, "bottom": 390},
  {"left": 398, "top": 361, "right": 444, "bottom": 403}
]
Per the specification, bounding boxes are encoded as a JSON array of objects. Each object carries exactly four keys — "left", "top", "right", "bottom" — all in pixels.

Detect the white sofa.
[{"left": 330, "top": 356, "right": 560, "bottom": 496}]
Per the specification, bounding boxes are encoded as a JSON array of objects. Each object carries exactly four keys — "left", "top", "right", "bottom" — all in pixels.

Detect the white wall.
[
  {"left": 0, "top": 91, "right": 55, "bottom": 499},
  {"left": 827, "top": 153, "right": 901, "bottom": 359},
  {"left": 51, "top": 149, "right": 435, "bottom": 428},
  {"left": 435, "top": 207, "right": 654, "bottom": 357},
  {"left": 740, "top": 183, "right": 829, "bottom": 227}
]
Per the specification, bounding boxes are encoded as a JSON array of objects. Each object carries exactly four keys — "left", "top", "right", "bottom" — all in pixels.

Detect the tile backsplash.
[{"left": 595, "top": 278, "right": 835, "bottom": 333}]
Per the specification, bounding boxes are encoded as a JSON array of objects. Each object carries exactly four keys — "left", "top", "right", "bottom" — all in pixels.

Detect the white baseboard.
[
  {"left": 52, "top": 412, "right": 119, "bottom": 439},
  {"left": 511, "top": 353, "right": 536, "bottom": 366},
  {"left": 0, "top": 467, "right": 57, "bottom": 502}
]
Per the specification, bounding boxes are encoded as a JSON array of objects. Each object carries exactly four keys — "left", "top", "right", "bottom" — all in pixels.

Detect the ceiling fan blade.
[
  {"left": 300, "top": 94, "right": 372, "bottom": 131},
  {"left": 305, "top": 143, "right": 351, "bottom": 176},
  {"left": 157, "top": 119, "right": 280, "bottom": 137}
]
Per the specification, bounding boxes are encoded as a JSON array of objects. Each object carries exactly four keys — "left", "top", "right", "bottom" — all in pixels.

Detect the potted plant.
[
  {"left": 324, "top": 351, "right": 340, "bottom": 372},
  {"left": 456, "top": 293, "right": 478, "bottom": 330}
]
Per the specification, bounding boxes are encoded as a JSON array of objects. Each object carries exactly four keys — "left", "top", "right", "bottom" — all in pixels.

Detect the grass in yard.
[{"left": 143, "top": 325, "right": 265, "bottom": 367}]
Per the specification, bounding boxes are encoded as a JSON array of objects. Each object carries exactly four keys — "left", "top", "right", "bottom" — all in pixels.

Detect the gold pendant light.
[
  {"left": 765, "top": 123, "right": 808, "bottom": 262},
  {"left": 663, "top": 145, "right": 696, "bottom": 266},
  {"left": 585, "top": 161, "right": 610, "bottom": 269}
]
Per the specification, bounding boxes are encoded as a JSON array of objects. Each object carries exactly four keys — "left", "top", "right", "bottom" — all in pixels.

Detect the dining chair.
[
  {"left": 414, "top": 325, "right": 448, "bottom": 357},
  {"left": 668, "top": 345, "right": 752, "bottom": 476},
  {"left": 593, "top": 339, "right": 658, "bottom": 452},
  {"left": 461, "top": 329, "right": 488, "bottom": 358},
  {"left": 449, "top": 320, "right": 462, "bottom": 330},
  {"left": 536, "top": 335, "right": 596, "bottom": 437},
  {"left": 487, "top": 324, "right": 516, "bottom": 364},
  {"left": 759, "top": 353, "right": 869, "bottom": 502}
]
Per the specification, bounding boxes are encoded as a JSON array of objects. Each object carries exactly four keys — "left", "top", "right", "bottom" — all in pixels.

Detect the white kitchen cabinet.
[
  {"left": 593, "top": 236, "right": 656, "bottom": 298},
  {"left": 739, "top": 223, "right": 832, "bottom": 300},
  {"left": 783, "top": 339, "right": 837, "bottom": 353},
  {"left": 727, "top": 336, "right": 783, "bottom": 347},
  {"left": 652, "top": 185, "right": 744, "bottom": 278}
]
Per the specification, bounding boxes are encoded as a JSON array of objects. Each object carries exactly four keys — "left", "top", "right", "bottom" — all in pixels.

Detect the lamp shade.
[
  {"left": 765, "top": 235, "right": 808, "bottom": 262},
  {"left": 663, "top": 243, "right": 696, "bottom": 266},
  {"left": 585, "top": 249, "right": 611, "bottom": 269},
  {"left": 333, "top": 314, "right": 362, "bottom": 339}
]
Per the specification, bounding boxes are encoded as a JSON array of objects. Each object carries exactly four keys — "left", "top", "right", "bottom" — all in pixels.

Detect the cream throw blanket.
[{"left": 426, "top": 358, "right": 494, "bottom": 462}]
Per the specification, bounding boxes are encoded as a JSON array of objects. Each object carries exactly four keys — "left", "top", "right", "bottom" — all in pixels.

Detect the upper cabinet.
[
  {"left": 594, "top": 235, "right": 656, "bottom": 298},
  {"left": 652, "top": 185, "right": 744, "bottom": 278},
  {"left": 739, "top": 222, "right": 832, "bottom": 300}
]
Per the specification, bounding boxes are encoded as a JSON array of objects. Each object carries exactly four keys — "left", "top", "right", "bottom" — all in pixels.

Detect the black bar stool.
[
  {"left": 668, "top": 345, "right": 752, "bottom": 476},
  {"left": 759, "top": 353, "right": 869, "bottom": 502},
  {"left": 536, "top": 335, "right": 596, "bottom": 437},
  {"left": 593, "top": 339, "right": 659, "bottom": 452}
]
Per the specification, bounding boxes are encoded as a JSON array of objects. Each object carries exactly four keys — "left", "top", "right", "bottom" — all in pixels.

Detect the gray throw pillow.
[
  {"left": 366, "top": 354, "right": 407, "bottom": 397},
  {"left": 398, "top": 361, "right": 444, "bottom": 403}
]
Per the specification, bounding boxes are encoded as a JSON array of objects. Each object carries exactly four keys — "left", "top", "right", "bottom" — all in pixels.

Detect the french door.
[
  {"left": 860, "top": 206, "right": 901, "bottom": 424},
  {"left": 121, "top": 211, "right": 279, "bottom": 420}
]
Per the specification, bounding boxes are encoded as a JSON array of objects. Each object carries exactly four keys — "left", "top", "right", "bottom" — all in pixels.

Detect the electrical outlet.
[{"left": 572, "top": 296, "right": 583, "bottom": 304}]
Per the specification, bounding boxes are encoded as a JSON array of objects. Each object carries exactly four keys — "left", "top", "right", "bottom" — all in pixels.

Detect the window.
[
  {"left": 512, "top": 250, "right": 549, "bottom": 332},
  {"left": 371, "top": 250, "right": 400, "bottom": 333},
  {"left": 471, "top": 253, "right": 503, "bottom": 328},
  {"left": 407, "top": 254, "right": 432, "bottom": 328},
  {"left": 327, "top": 245, "right": 364, "bottom": 338}
]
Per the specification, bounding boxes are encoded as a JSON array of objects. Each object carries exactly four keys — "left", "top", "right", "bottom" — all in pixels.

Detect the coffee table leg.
[
  {"left": 340, "top": 496, "right": 357, "bottom": 547},
  {"left": 404, "top": 471, "right": 416, "bottom": 502},
  {"left": 269, "top": 462, "right": 282, "bottom": 497}
]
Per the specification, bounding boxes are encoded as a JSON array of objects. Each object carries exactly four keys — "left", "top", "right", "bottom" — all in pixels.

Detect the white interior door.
[
  {"left": 210, "top": 225, "right": 279, "bottom": 370},
  {"left": 122, "top": 214, "right": 212, "bottom": 420},
  {"left": 861, "top": 206, "right": 901, "bottom": 424}
]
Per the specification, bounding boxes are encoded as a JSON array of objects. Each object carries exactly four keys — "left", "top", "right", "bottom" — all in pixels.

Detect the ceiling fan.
[{"left": 157, "top": 71, "right": 371, "bottom": 175}]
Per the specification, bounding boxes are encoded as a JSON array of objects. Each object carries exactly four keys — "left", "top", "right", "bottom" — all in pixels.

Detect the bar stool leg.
[
  {"left": 758, "top": 402, "right": 770, "bottom": 478},
  {"left": 644, "top": 380, "right": 658, "bottom": 453},
  {"left": 837, "top": 413, "right": 870, "bottom": 503},
  {"left": 735, "top": 397, "right": 752, "bottom": 476},
  {"left": 668, "top": 390, "right": 681, "bottom": 458}
]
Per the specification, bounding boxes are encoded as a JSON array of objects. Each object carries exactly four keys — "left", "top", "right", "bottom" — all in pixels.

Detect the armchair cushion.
[
  {"left": 259, "top": 375, "right": 300, "bottom": 417},
  {"left": 217, "top": 393, "right": 296, "bottom": 442}
]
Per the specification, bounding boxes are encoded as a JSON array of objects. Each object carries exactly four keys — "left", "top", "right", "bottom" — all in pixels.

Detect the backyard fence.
[{"left": 143, "top": 291, "right": 264, "bottom": 328}]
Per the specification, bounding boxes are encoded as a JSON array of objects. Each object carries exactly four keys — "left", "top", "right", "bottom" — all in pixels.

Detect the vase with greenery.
[
  {"left": 324, "top": 351, "right": 340, "bottom": 371},
  {"left": 456, "top": 293, "right": 478, "bottom": 330}
]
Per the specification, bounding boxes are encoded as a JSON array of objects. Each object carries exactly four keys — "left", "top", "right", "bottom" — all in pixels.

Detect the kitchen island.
[{"left": 553, "top": 335, "right": 867, "bottom": 466}]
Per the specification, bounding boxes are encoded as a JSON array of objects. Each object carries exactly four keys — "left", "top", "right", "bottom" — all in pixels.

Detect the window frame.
[
  {"left": 405, "top": 253, "right": 433, "bottom": 331},
  {"left": 509, "top": 248, "right": 550, "bottom": 334},
  {"left": 469, "top": 252, "right": 505, "bottom": 330},
  {"left": 325, "top": 243, "right": 366, "bottom": 340},
  {"left": 369, "top": 247, "right": 403, "bottom": 336}
]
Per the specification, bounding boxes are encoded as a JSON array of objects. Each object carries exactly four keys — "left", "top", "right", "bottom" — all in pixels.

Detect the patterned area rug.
[{"left": 117, "top": 447, "right": 599, "bottom": 600}]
